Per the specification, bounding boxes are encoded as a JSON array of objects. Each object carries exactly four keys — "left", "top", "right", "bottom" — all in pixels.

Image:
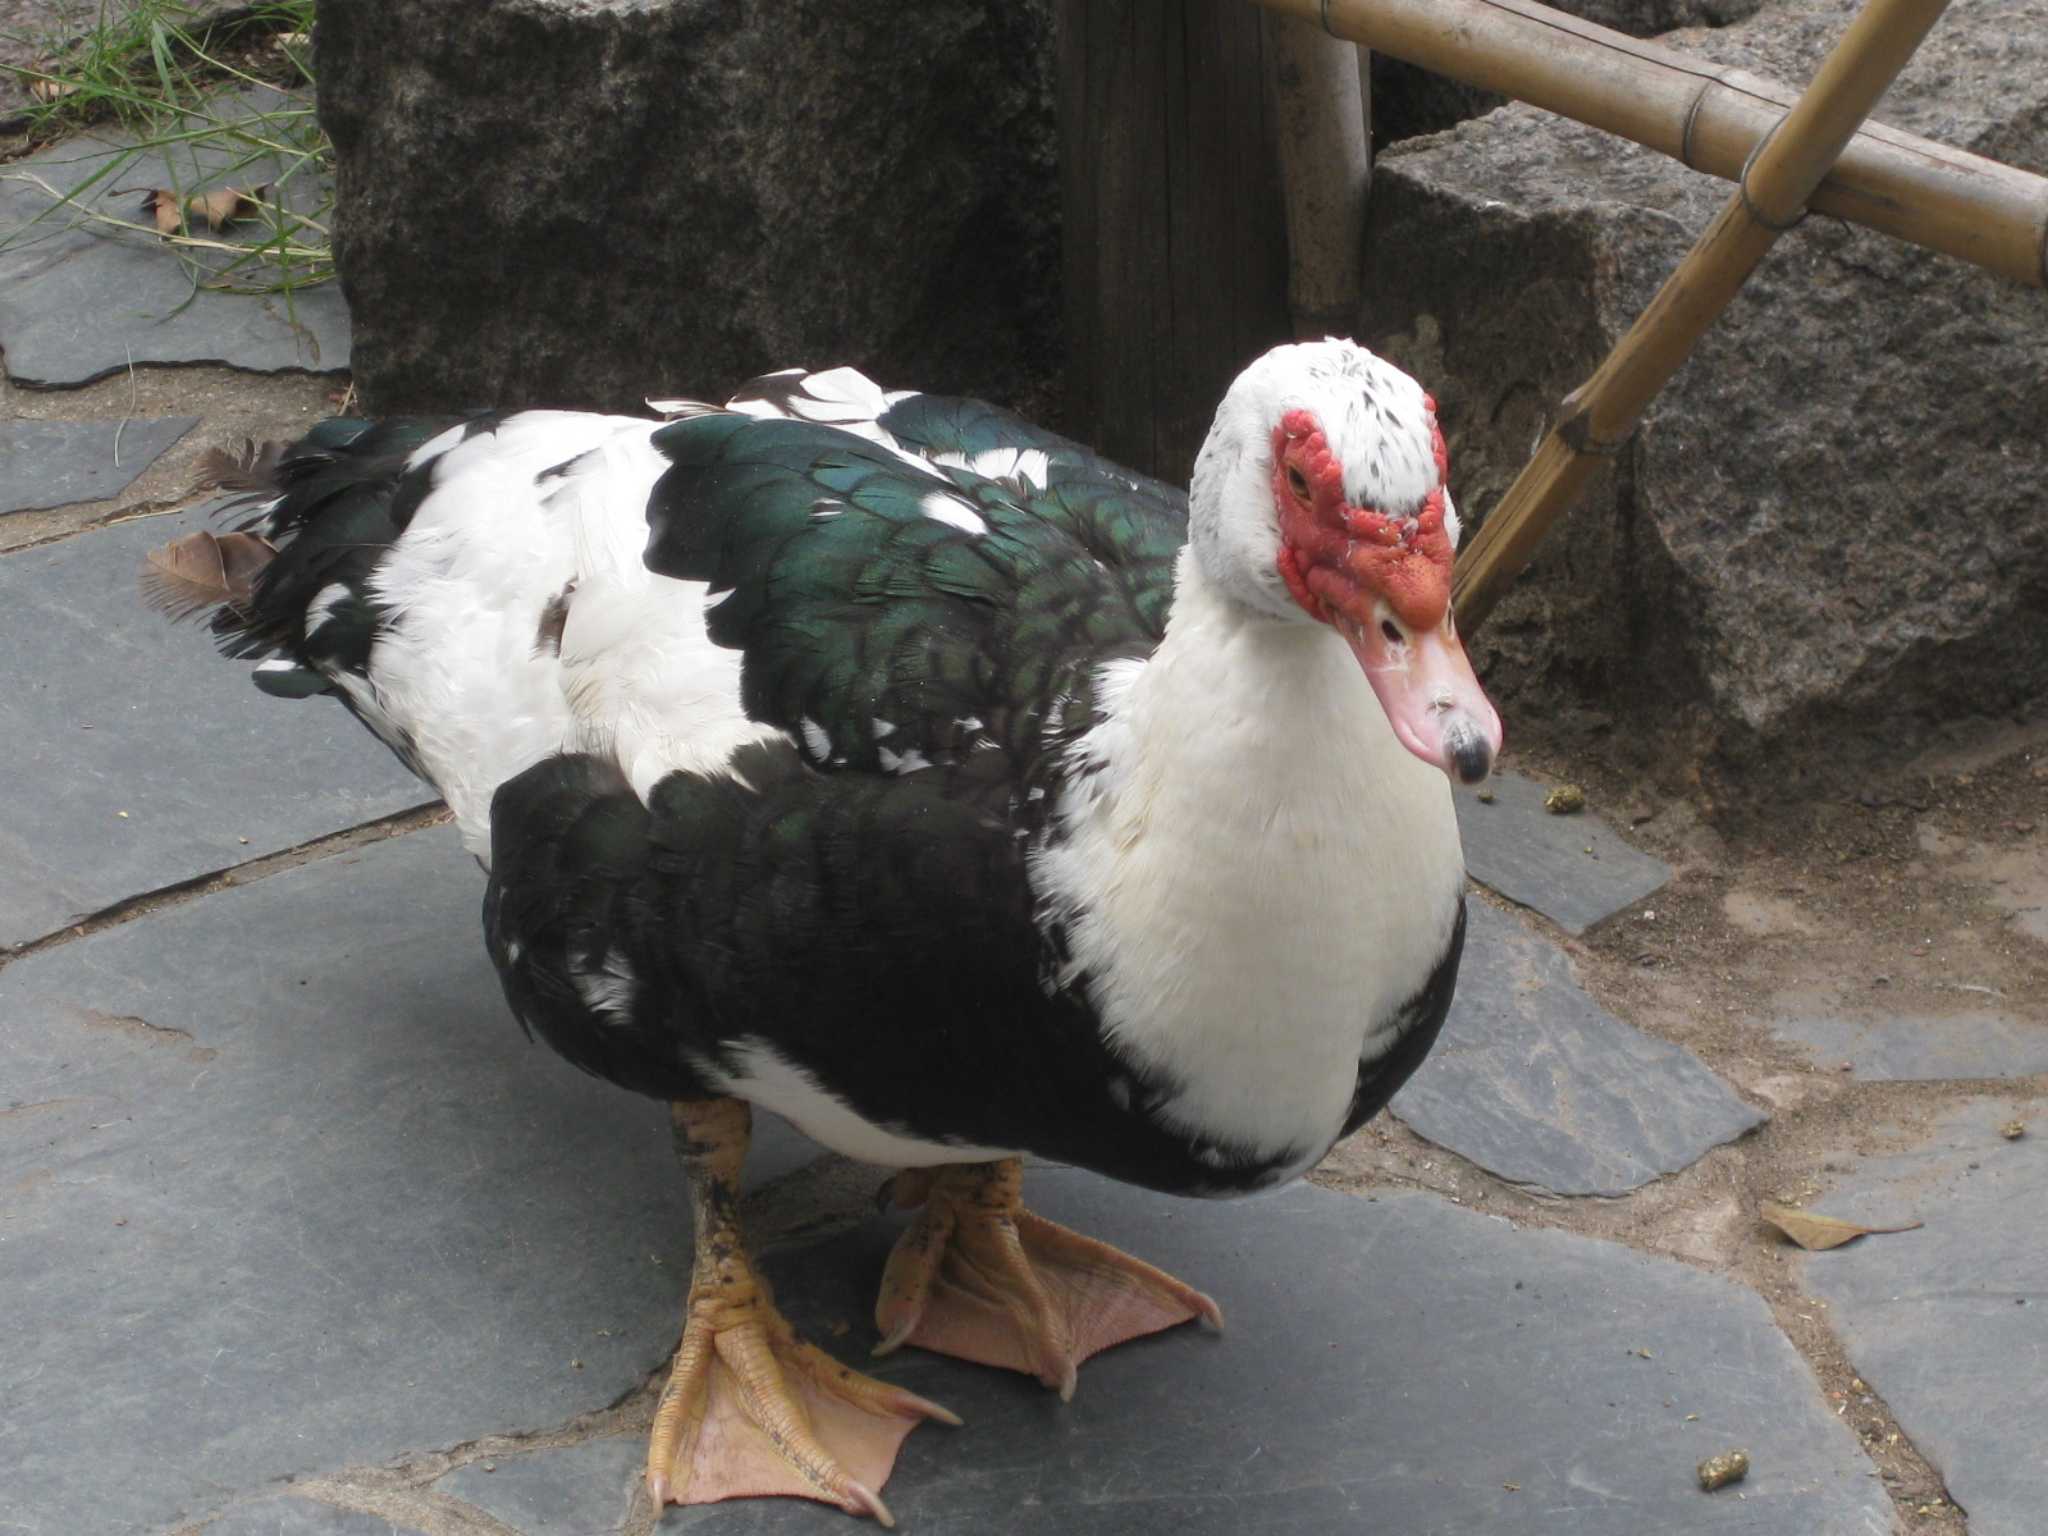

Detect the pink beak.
[{"left": 1342, "top": 613, "right": 1502, "bottom": 785}]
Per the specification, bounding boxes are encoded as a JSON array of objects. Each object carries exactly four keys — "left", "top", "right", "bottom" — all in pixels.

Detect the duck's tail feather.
[{"left": 145, "top": 417, "right": 465, "bottom": 681}]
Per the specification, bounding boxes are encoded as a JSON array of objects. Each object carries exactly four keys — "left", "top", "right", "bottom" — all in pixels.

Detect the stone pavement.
[{"left": 4, "top": 109, "right": 2044, "bottom": 1536}]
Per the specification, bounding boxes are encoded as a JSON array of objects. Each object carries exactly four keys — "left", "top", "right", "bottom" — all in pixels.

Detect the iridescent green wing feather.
[{"left": 644, "top": 404, "right": 1188, "bottom": 782}]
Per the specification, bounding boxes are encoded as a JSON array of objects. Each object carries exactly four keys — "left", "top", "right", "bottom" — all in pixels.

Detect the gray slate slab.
[
  {"left": 1456, "top": 770, "right": 1670, "bottom": 934},
  {"left": 0, "top": 503, "right": 424, "bottom": 947},
  {"left": 1801, "top": 1098, "right": 2046, "bottom": 1536},
  {"left": 1, "top": 824, "right": 1886, "bottom": 1536},
  {"left": 200, "top": 1501, "right": 424, "bottom": 1536},
  {"left": 0, "top": 417, "right": 198, "bottom": 514},
  {"left": 437, "top": 1436, "right": 644, "bottom": 1535},
  {"left": 0, "top": 824, "right": 822, "bottom": 1536},
  {"left": 1769, "top": 1001, "right": 2048, "bottom": 1081},
  {"left": 0, "top": 88, "right": 348, "bottom": 385},
  {"left": 637, "top": 1179, "right": 1892, "bottom": 1535},
  {"left": 1392, "top": 900, "right": 1766, "bottom": 1194}
]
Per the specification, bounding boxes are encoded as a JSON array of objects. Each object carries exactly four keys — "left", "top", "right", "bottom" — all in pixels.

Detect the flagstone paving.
[
  {"left": 0, "top": 818, "right": 1892, "bottom": 1536},
  {"left": 1801, "top": 1097, "right": 2046, "bottom": 1536},
  {"left": 1768, "top": 995, "right": 2048, "bottom": 1081},
  {"left": 0, "top": 88, "right": 348, "bottom": 385},
  {"left": 0, "top": 416, "right": 197, "bottom": 515},
  {"left": 1453, "top": 768, "right": 1670, "bottom": 934},
  {"left": 1391, "top": 899, "right": 1765, "bottom": 1195},
  {"left": 0, "top": 502, "right": 424, "bottom": 948}
]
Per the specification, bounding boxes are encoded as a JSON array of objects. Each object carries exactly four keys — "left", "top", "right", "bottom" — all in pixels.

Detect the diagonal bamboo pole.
[
  {"left": 1254, "top": 0, "right": 2047, "bottom": 291},
  {"left": 1447, "top": 0, "right": 1954, "bottom": 634}
]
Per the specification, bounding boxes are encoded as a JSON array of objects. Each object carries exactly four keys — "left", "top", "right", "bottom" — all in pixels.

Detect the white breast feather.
[{"left": 1030, "top": 550, "right": 1465, "bottom": 1174}]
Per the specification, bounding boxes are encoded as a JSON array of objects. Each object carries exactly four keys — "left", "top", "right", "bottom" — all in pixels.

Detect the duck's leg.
[
  {"left": 872, "top": 1159, "right": 1223, "bottom": 1400},
  {"left": 647, "top": 1099, "right": 959, "bottom": 1524}
]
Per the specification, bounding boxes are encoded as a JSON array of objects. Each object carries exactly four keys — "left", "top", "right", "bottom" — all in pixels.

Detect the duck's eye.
[{"left": 1285, "top": 465, "right": 1310, "bottom": 499}]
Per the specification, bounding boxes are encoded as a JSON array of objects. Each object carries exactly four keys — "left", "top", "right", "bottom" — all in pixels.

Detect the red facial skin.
[
  {"left": 1270, "top": 408, "right": 1454, "bottom": 635},
  {"left": 1268, "top": 403, "right": 1502, "bottom": 784}
]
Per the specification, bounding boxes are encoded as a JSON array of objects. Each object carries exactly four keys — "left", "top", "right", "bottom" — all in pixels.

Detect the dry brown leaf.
[
  {"left": 1759, "top": 1203, "right": 1921, "bottom": 1252},
  {"left": 140, "top": 530, "right": 278, "bottom": 620},
  {"left": 29, "top": 77, "right": 79, "bottom": 102},
  {"left": 142, "top": 184, "right": 270, "bottom": 236}
]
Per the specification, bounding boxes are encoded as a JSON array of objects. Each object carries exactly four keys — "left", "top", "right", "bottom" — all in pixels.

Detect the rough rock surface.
[
  {"left": 315, "top": 0, "right": 1058, "bottom": 416},
  {"left": 1362, "top": 0, "right": 2048, "bottom": 799}
]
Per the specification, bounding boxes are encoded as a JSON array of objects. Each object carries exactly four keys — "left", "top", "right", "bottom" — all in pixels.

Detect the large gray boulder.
[
  {"left": 1363, "top": 0, "right": 2048, "bottom": 799},
  {"left": 315, "top": 0, "right": 1057, "bottom": 415}
]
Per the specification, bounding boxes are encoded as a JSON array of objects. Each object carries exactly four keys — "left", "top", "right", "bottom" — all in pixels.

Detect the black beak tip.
[{"left": 1451, "top": 739, "right": 1494, "bottom": 786}]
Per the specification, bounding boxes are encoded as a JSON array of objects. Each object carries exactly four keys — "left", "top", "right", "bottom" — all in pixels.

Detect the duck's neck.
[{"left": 1035, "top": 550, "right": 1467, "bottom": 1170}]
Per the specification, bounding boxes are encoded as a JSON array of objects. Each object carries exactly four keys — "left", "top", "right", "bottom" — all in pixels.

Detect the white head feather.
[{"left": 1186, "top": 339, "right": 1459, "bottom": 622}]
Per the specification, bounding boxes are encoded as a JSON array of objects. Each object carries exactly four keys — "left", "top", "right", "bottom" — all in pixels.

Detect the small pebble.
[{"left": 1698, "top": 1450, "right": 1750, "bottom": 1491}]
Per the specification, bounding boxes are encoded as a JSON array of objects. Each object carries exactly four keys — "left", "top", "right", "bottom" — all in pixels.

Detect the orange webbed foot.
[{"left": 872, "top": 1160, "right": 1222, "bottom": 1400}]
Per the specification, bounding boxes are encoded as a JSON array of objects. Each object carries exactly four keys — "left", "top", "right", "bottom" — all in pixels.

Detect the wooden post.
[
  {"left": 1264, "top": 14, "right": 1371, "bottom": 338},
  {"left": 1058, "top": 0, "right": 1295, "bottom": 486},
  {"left": 1450, "top": 0, "right": 1956, "bottom": 633}
]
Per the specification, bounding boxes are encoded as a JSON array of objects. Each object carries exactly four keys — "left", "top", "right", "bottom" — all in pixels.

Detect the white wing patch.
[
  {"left": 918, "top": 490, "right": 988, "bottom": 536},
  {"left": 932, "top": 445, "right": 1051, "bottom": 493},
  {"left": 356, "top": 410, "right": 782, "bottom": 860},
  {"left": 877, "top": 744, "right": 932, "bottom": 775},
  {"left": 572, "top": 949, "right": 637, "bottom": 1022},
  {"left": 304, "top": 582, "right": 351, "bottom": 634}
]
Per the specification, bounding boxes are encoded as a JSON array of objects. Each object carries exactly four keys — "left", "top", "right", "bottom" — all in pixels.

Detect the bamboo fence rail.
[
  {"left": 1256, "top": 0, "right": 2048, "bottom": 292},
  {"left": 1447, "top": 0, "right": 1955, "bottom": 630}
]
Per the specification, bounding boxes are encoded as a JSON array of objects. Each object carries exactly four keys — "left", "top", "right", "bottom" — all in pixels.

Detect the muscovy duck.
[{"left": 148, "top": 339, "right": 1500, "bottom": 1525}]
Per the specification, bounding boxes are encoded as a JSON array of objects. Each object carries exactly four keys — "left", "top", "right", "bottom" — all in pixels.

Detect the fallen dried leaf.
[
  {"left": 2001, "top": 1120, "right": 2026, "bottom": 1140},
  {"left": 1760, "top": 1203, "right": 1921, "bottom": 1252},
  {"left": 142, "top": 184, "right": 270, "bottom": 236},
  {"left": 29, "top": 77, "right": 79, "bottom": 102},
  {"left": 1698, "top": 1450, "right": 1749, "bottom": 1491},
  {"left": 1544, "top": 783, "right": 1586, "bottom": 815}
]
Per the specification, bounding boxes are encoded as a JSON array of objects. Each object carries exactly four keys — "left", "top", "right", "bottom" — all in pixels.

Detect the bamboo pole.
[
  {"left": 1255, "top": 0, "right": 2048, "bottom": 291},
  {"left": 1448, "top": 0, "right": 1953, "bottom": 633},
  {"left": 1263, "top": 12, "right": 1371, "bottom": 337}
]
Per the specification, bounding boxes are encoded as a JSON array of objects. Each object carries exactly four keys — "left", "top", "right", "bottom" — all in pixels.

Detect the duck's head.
[{"left": 1188, "top": 338, "right": 1502, "bottom": 786}]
